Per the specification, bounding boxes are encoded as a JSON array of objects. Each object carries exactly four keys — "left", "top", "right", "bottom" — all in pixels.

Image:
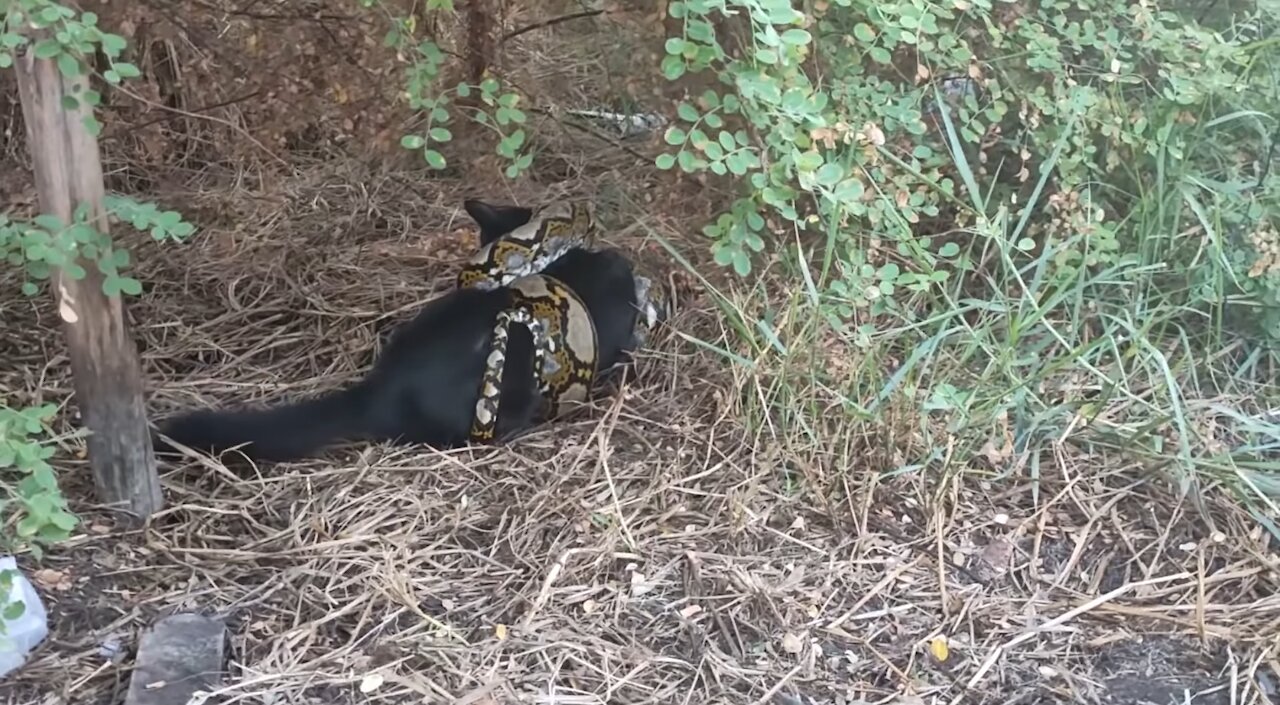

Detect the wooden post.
[{"left": 13, "top": 48, "right": 164, "bottom": 522}]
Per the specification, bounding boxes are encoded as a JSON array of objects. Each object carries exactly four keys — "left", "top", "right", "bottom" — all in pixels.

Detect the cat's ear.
[{"left": 464, "top": 199, "right": 534, "bottom": 245}]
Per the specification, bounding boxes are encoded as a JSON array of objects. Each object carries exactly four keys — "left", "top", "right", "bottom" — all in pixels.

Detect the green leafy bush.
[
  {"left": 653, "top": 0, "right": 1279, "bottom": 511},
  {"left": 359, "top": 0, "right": 535, "bottom": 177},
  {"left": 657, "top": 0, "right": 1277, "bottom": 338},
  {"left": 0, "top": 403, "right": 76, "bottom": 553}
]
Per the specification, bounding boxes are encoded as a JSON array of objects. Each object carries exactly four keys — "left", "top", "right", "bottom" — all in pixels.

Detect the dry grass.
[
  {"left": 2, "top": 158, "right": 1278, "bottom": 705},
  {"left": 2, "top": 1, "right": 1280, "bottom": 704}
]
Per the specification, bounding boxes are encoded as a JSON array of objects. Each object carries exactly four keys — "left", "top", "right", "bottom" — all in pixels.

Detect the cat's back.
[{"left": 376, "top": 286, "right": 510, "bottom": 368}]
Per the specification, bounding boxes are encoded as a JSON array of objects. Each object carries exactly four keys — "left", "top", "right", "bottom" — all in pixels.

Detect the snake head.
[
  {"left": 464, "top": 199, "right": 535, "bottom": 246},
  {"left": 632, "top": 274, "right": 675, "bottom": 347}
]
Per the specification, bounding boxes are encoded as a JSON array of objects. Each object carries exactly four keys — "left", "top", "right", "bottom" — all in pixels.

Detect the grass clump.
[{"left": 655, "top": 0, "right": 1280, "bottom": 524}]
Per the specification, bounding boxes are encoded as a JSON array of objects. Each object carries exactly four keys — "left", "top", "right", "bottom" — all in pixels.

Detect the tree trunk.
[
  {"left": 464, "top": 0, "right": 497, "bottom": 84},
  {"left": 13, "top": 48, "right": 164, "bottom": 524}
]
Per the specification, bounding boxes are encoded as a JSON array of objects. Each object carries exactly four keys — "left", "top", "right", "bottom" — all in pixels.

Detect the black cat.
[{"left": 152, "top": 201, "right": 645, "bottom": 463}]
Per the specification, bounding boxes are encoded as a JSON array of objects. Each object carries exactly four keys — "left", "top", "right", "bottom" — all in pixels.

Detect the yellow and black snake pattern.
[
  {"left": 457, "top": 201, "right": 596, "bottom": 290},
  {"left": 468, "top": 275, "right": 599, "bottom": 441},
  {"left": 459, "top": 199, "right": 668, "bottom": 443}
]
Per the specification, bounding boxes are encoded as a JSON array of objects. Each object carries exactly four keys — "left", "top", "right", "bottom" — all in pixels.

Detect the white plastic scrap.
[{"left": 0, "top": 555, "right": 50, "bottom": 678}]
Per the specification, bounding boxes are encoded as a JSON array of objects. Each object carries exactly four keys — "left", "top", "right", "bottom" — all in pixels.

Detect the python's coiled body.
[{"left": 458, "top": 199, "right": 667, "bottom": 443}]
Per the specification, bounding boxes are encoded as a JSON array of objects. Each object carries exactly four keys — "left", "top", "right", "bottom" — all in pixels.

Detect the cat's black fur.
[{"left": 153, "top": 201, "right": 642, "bottom": 463}]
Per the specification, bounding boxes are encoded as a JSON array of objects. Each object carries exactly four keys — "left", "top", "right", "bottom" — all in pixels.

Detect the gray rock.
[{"left": 125, "top": 614, "right": 226, "bottom": 705}]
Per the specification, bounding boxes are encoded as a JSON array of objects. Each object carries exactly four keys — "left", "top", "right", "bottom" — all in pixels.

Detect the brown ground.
[{"left": 2, "top": 2, "right": 1279, "bottom": 704}]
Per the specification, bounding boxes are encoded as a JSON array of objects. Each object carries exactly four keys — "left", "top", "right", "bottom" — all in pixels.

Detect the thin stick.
[
  {"left": 966, "top": 571, "right": 1193, "bottom": 689},
  {"left": 502, "top": 10, "right": 604, "bottom": 42},
  {"left": 749, "top": 664, "right": 802, "bottom": 705}
]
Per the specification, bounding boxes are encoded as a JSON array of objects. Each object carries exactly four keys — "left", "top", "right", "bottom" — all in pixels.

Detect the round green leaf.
[
  {"left": 33, "top": 39, "right": 60, "bottom": 59},
  {"left": 100, "top": 33, "right": 127, "bottom": 55},
  {"left": 118, "top": 277, "right": 143, "bottom": 296},
  {"left": 400, "top": 135, "right": 425, "bottom": 150},
  {"left": 424, "top": 149, "right": 447, "bottom": 169},
  {"left": 853, "top": 23, "right": 876, "bottom": 42},
  {"left": 56, "top": 53, "right": 79, "bottom": 78},
  {"left": 661, "top": 55, "right": 686, "bottom": 80},
  {"left": 833, "top": 178, "right": 865, "bottom": 202},
  {"left": 816, "top": 163, "right": 844, "bottom": 187},
  {"left": 664, "top": 126, "right": 688, "bottom": 145},
  {"left": 781, "top": 29, "right": 812, "bottom": 46},
  {"left": 655, "top": 153, "right": 677, "bottom": 170},
  {"left": 3, "top": 601, "right": 25, "bottom": 621},
  {"left": 795, "top": 151, "right": 823, "bottom": 171}
]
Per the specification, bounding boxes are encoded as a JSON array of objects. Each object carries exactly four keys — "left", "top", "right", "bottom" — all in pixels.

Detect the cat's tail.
[{"left": 153, "top": 384, "right": 374, "bottom": 463}]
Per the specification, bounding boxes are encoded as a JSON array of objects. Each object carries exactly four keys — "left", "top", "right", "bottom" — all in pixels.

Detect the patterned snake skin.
[{"left": 457, "top": 200, "right": 668, "bottom": 442}]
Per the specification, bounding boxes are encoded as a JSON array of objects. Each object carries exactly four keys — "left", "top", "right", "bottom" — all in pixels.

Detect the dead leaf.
[
  {"left": 630, "top": 571, "right": 655, "bottom": 597},
  {"left": 858, "top": 122, "right": 886, "bottom": 146},
  {"left": 679, "top": 604, "right": 702, "bottom": 618},
  {"left": 781, "top": 632, "right": 805, "bottom": 654},
  {"left": 928, "top": 636, "right": 950, "bottom": 663},
  {"left": 33, "top": 568, "right": 72, "bottom": 591},
  {"left": 358, "top": 673, "right": 384, "bottom": 693},
  {"left": 494, "top": 623, "right": 508, "bottom": 640},
  {"left": 57, "top": 282, "right": 78, "bottom": 323}
]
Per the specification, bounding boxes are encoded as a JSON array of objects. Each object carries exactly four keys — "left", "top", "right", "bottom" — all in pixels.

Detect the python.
[{"left": 153, "top": 199, "right": 664, "bottom": 463}]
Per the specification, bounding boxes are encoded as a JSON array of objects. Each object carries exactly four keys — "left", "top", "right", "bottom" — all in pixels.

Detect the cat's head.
[{"left": 463, "top": 199, "right": 534, "bottom": 246}]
